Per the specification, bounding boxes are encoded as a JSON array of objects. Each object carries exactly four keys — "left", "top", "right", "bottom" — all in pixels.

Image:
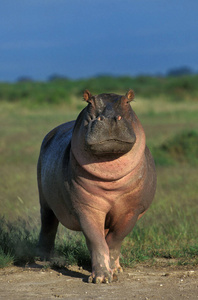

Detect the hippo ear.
[
  {"left": 83, "top": 90, "right": 92, "bottom": 103},
  {"left": 125, "top": 89, "right": 135, "bottom": 102}
]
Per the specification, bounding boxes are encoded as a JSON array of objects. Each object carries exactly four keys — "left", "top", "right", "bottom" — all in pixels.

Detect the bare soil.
[{"left": 0, "top": 262, "right": 197, "bottom": 300}]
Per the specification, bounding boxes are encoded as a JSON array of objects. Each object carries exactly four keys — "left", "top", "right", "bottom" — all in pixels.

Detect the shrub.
[{"left": 153, "top": 130, "right": 198, "bottom": 166}]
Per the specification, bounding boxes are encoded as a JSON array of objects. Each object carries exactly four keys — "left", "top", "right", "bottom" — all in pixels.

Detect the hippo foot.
[
  {"left": 36, "top": 246, "right": 51, "bottom": 261},
  {"left": 110, "top": 256, "right": 123, "bottom": 275},
  {"left": 88, "top": 267, "right": 113, "bottom": 284},
  {"left": 37, "top": 252, "right": 50, "bottom": 261},
  {"left": 113, "top": 265, "right": 123, "bottom": 275}
]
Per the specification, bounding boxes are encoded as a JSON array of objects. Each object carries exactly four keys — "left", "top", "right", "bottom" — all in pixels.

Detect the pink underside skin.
[
  {"left": 70, "top": 158, "right": 146, "bottom": 216},
  {"left": 69, "top": 118, "right": 148, "bottom": 282},
  {"left": 71, "top": 115, "right": 146, "bottom": 211}
]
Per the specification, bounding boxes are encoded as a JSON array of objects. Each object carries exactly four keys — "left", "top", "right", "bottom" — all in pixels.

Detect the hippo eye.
[{"left": 97, "top": 115, "right": 105, "bottom": 121}]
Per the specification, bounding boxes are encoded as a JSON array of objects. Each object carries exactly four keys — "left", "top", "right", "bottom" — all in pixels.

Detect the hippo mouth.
[{"left": 87, "top": 138, "right": 135, "bottom": 156}]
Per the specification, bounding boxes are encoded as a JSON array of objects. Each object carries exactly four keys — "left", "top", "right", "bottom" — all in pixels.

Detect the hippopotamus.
[{"left": 37, "top": 89, "right": 156, "bottom": 283}]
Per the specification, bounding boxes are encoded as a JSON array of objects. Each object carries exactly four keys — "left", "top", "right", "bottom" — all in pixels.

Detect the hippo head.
[{"left": 82, "top": 90, "right": 136, "bottom": 156}]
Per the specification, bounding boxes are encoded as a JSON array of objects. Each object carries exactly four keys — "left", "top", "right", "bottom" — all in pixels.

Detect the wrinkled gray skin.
[{"left": 37, "top": 89, "right": 156, "bottom": 284}]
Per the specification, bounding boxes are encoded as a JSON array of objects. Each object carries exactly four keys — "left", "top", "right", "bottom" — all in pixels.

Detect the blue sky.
[{"left": 0, "top": 0, "right": 197, "bottom": 81}]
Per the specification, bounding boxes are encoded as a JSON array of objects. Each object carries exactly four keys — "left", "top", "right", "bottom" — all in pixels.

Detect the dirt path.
[{"left": 0, "top": 262, "right": 197, "bottom": 300}]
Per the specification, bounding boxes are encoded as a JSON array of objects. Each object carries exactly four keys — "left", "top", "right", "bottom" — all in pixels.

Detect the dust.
[{"left": 0, "top": 262, "right": 197, "bottom": 299}]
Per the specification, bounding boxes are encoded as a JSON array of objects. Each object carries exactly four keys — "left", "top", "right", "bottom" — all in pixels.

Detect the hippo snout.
[{"left": 85, "top": 115, "right": 136, "bottom": 155}]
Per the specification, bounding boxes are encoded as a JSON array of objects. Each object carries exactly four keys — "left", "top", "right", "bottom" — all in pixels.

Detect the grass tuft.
[
  {"left": 53, "top": 231, "right": 90, "bottom": 267},
  {"left": 0, "top": 217, "right": 38, "bottom": 266},
  {"left": 0, "top": 248, "right": 14, "bottom": 268}
]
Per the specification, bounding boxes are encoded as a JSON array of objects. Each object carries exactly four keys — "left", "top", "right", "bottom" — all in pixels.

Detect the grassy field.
[{"left": 0, "top": 84, "right": 198, "bottom": 268}]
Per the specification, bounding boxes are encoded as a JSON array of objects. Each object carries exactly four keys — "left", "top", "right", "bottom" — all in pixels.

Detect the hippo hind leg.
[
  {"left": 105, "top": 232, "right": 123, "bottom": 276},
  {"left": 38, "top": 201, "right": 59, "bottom": 260},
  {"left": 105, "top": 213, "right": 139, "bottom": 276}
]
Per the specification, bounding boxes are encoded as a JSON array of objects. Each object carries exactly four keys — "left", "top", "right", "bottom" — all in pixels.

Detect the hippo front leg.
[
  {"left": 86, "top": 238, "right": 112, "bottom": 284},
  {"left": 79, "top": 209, "right": 113, "bottom": 283}
]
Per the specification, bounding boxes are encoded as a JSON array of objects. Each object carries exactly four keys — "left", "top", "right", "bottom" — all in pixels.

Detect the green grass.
[
  {"left": 0, "top": 248, "right": 14, "bottom": 268},
  {"left": 121, "top": 165, "right": 198, "bottom": 266},
  {"left": 0, "top": 88, "right": 198, "bottom": 268}
]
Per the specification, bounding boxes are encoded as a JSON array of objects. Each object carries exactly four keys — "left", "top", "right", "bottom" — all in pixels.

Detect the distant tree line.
[
  {"left": 0, "top": 70, "right": 197, "bottom": 105},
  {"left": 15, "top": 66, "right": 196, "bottom": 83}
]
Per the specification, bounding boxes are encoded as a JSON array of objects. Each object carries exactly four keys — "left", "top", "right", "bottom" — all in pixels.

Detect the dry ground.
[{"left": 0, "top": 263, "right": 197, "bottom": 300}]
